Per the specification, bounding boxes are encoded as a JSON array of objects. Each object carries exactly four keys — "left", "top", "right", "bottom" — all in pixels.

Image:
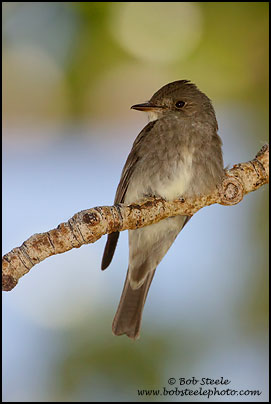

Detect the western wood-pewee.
[{"left": 101, "top": 80, "right": 224, "bottom": 339}]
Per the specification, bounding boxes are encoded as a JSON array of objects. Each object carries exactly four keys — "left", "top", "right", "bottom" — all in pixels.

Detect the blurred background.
[{"left": 2, "top": 2, "right": 268, "bottom": 402}]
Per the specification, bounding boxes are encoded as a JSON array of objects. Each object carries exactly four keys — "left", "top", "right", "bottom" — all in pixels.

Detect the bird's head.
[{"left": 131, "top": 80, "right": 217, "bottom": 125}]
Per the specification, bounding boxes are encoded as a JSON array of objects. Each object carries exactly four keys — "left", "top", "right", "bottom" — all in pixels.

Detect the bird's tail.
[{"left": 112, "top": 269, "right": 156, "bottom": 340}]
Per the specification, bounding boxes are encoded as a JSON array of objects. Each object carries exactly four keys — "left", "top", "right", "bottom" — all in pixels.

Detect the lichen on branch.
[{"left": 2, "top": 144, "right": 269, "bottom": 292}]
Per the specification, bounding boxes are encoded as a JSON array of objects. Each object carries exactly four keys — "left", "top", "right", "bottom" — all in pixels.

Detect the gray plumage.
[{"left": 101, "top": 80, "right": 224, "bottom": 339}]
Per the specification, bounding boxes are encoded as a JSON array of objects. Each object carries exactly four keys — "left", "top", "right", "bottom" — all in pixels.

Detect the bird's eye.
[{"left": 175, "top": 101, "right": 186, "bottom": 109}]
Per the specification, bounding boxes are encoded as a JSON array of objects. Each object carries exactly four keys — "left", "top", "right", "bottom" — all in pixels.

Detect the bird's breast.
[
  {"left": 125, "top": 145, "right": 194, "bottom": 203},
  {"left": 152, "top": 149, "right": 194, "bottom": 200}
]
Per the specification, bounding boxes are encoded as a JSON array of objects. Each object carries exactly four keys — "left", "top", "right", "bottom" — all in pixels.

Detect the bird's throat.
[{"left": 147, "top": 111, "right": 160, "bottom": 122}]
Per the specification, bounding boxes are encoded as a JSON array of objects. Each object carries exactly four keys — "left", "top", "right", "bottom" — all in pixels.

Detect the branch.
[{"left": 2, "top": 144, "right": 269, "bottom": 292}]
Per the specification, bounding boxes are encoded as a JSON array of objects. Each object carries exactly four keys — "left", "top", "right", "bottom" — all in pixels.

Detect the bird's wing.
[
  {"left": 101, "top": 120, "right": 158, "bottom": 270},
  {"left": 114, "top": 120, "right": 157, "bottom": 204}
]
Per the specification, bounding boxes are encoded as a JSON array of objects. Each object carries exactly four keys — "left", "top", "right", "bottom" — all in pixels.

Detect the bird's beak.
[{"left": 131, "top": 102, "right": 162, "bottom": 111}]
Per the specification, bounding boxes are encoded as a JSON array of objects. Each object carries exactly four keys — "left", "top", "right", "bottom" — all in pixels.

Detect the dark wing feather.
[{"left": 101, "top": 121, "right": 157, "bottom": 270}]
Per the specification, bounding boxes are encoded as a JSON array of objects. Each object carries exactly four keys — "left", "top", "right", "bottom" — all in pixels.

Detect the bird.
[{"left": 101, "top": 80, "right": 224, "bottom": 339}]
